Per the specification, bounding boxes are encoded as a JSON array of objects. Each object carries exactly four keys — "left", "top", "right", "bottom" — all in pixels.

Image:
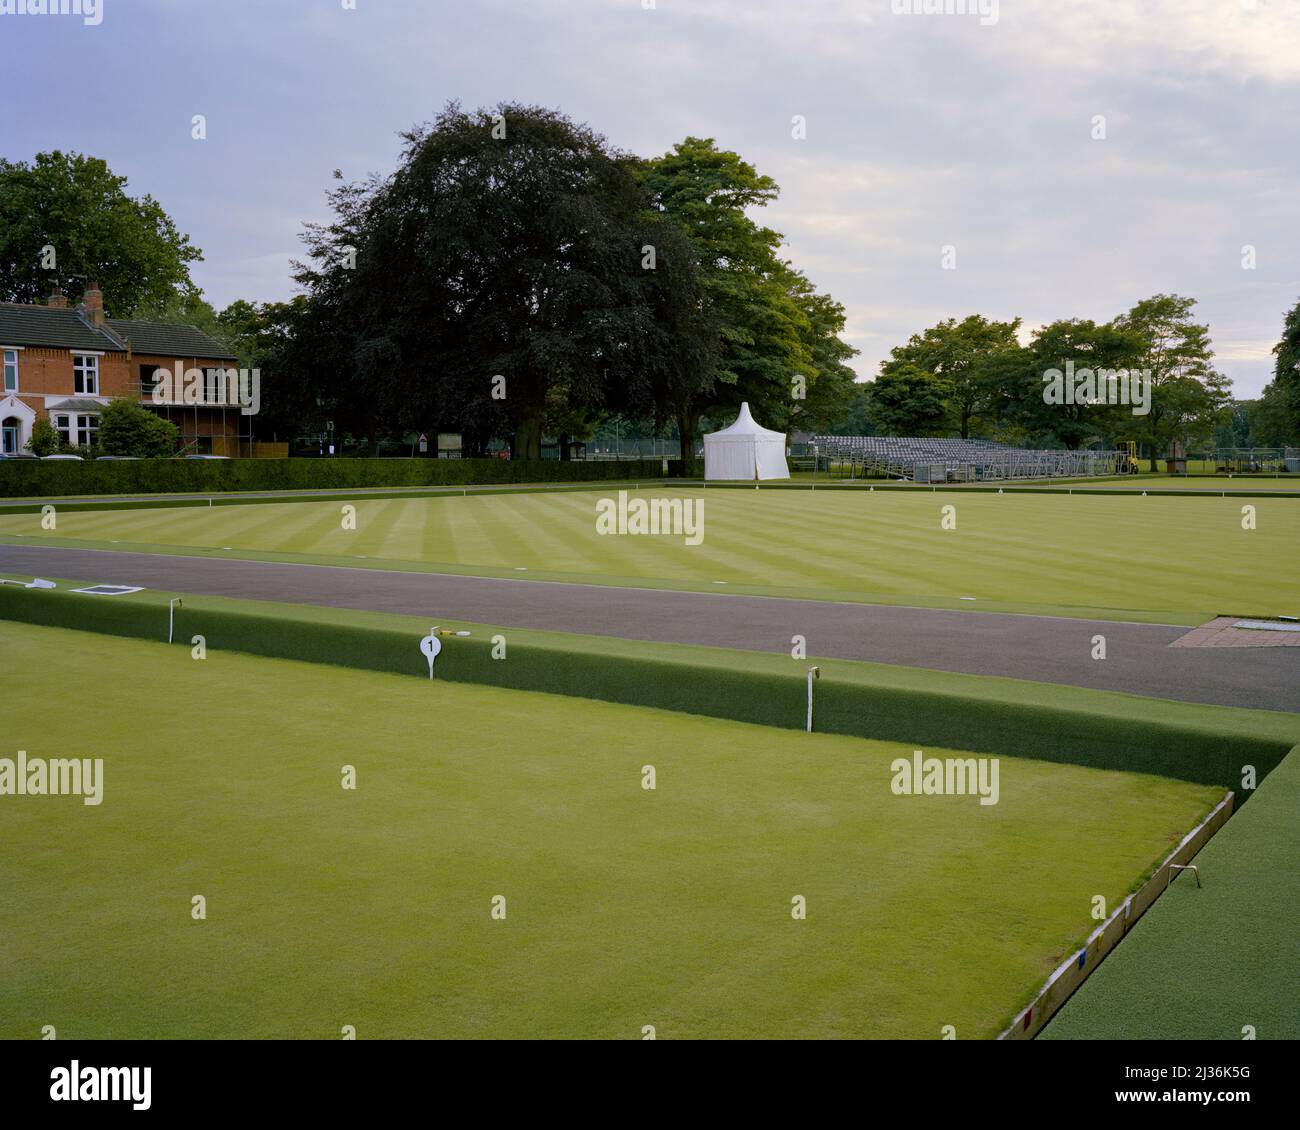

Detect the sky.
[{"left": 2, "top": 0, "right": 1297, "bottom": 397}]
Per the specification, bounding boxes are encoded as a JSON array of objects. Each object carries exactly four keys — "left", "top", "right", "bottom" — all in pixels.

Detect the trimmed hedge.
[
  {"left": 0, "top": 456, "right": 679, "bottom": 498},
  {"left": 2, "top": 583, "right": 1296, "bottom": 792}
]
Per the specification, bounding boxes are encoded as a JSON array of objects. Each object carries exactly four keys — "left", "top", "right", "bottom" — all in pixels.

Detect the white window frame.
[
  {"left": 53, "top": 413, "right": 72, "bottom": 447},
  {"left": 73, "top": 354, "right": 99, "bottom": 395},
  {"left": 76, "top": 413, "right": 100, "bottom": 448},
  {"left": 2, "top": 348, "right": 18, "bottom": 392}
]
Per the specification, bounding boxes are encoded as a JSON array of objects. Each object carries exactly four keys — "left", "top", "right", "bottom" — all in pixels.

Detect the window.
[
  {"left": 140, "top": 363, "right": 162, "bottom": 397},
  {"left": 73, "top": 354, "right": 98, "bottom": 395},
  {"left": 77, "top": 414, "right": 99, "bottom": 448},
  {"left": 2, "top": 349, "right": 16, "bottom": 392},
  {"left": 54, "top": 414, "right": 72, "bottom": 445}
]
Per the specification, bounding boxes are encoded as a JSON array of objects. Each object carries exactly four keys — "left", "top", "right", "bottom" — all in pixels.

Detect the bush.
[
  {"left": 0, "top": 456, "right": 681, "bottom": 496},
  {"left": 24, "top": 418, "right": 59, "bottom": 457},
  {"left": 96, "top": 399, "right": 181, "bottom": 457}
]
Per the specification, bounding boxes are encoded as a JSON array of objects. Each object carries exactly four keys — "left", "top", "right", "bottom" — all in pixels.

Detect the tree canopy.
[{"left": 0, "top": 151, "right": 201, "bottom": 314}]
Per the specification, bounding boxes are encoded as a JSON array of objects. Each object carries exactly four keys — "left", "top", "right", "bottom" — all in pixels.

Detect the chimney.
[
  {"left": 47, "top": 285, "right": 67, "bottom": 309},
  {"left": 81, "top": 281, "right": 105, "bottom": 326}
]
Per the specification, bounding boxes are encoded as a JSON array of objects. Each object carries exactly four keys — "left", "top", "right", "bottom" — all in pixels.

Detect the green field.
[
  {"left": 0, "top": 620, "right": 1224, "bottom": 1039},
  {"left": 1044, "top": 739, "right": 1300, "bottom": 1040},
  {"left": 3, "top": 487, "right": 1297, "bottom": 622},
  {"left": 1068, "top": 475, "right": 1300, "bottom": 492}
]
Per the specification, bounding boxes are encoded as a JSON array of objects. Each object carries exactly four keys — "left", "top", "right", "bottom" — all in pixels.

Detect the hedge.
[
  {"left": 0, "top": 456, "right": 679, "bottom": 498},
  {"left": 3, "top": 582, "right": 1297, "bottom": 793}
]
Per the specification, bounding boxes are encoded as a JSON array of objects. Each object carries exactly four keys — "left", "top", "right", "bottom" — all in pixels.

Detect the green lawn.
[
  {"left": 0, "top": 620, "right": 1223, "bottom": 1039},
  {"left": 2, "top": 487, "right": 1296, "bottom": 622},
  {"left": 1043, "top": 739, "right": 1300, "bottom": 1040},
  {"left": 1069, "top": 475, "right": 1300, "bottom": 492}
]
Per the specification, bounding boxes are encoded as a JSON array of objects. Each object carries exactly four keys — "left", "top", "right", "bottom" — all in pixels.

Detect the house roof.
[
  {"left": 0, "top": 302, "right": 235, "bottom": 361},
  {"left": 0, "top": 303, "right": 125, "bottom": 351},
  {"left": 107, "top": 318, "right": 236, "bottom": 361},
  {"left": 47, "top": 397, "right": 112, "bottom": 414}
]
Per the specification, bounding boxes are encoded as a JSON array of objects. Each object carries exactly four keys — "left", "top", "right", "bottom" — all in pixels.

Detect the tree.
[
  {"left": 96, "top": 399, "right": 180, "bottom": 457},
  {"left": 0, "top": 151, "right": 201, "bottom": 312},
  {"left": 783, "top": 265, "right": 859, "bottom": 431},
  {"left": 1016, "top": 319, "right": 1145, "bottom": 448},
  {"left": 130, "top": 290, "right": 229, "bottom": 340},
  {"left": 1113, "top": 295, "right": 1231, "bottom": 470},
  {"left": 1254, "top": 298, "right": 1300, "bottom": 446},
  {"left": 294, "top": 104, "right": 712, "bottom": 459},
  {"left": 818, "top": 382, "right": 873, "bottom": 436},
  {"left": 880, "top": 315, "right": 1021, "bottom": 438},
  {"left": 25, "top": 418, "right": 59, "bottom": 457},
  {"left": 638, "top": 138, "right": 827, "bottom": 458},
  {"left": 865, "top": 364, "right": 951, "bottom": 435}
]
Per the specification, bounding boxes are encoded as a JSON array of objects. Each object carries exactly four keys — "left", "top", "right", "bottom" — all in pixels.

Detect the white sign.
[{"left": 419, "top": 632, "right": 442, "bottom": 678}]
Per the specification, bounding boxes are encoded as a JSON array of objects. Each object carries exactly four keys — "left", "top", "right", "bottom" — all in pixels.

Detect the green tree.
[
  {"left": 1113, "top": 295, "right": 1231, "bottom": 470},
  {"left": 783, "top": 265, "right": 859, "bottom": 431},
  {"left": 96, "top": 399, "right": 180, "bottom": 457},
  {"left": 638, "top": 138, "right": 828, "bottom": 456},
  {"left": 0, "top": 151, "right": 201, "bottom": 311},
  {"left": 865, "top": 364, "right": 951, "bottom": 435},
  {"left": 880, "top": 315, "right": 1022, "bottom": 437},
  {"left": 129, "top": 290, "right": 228, "bottom": 339},
  {"left": 1254, "top": 298, "right": 1300, "bottom": 446},
  {"left": 24, "top": 417, "right": 59, "bottom": 456},
  {"left": 1017, "top": 319, "right": 1145, "bottom": 448}
]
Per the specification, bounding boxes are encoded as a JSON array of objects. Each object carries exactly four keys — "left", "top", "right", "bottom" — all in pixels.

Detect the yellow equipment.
[{"left": 1115, "top": 441, "right": 1140, "bottom": 475}]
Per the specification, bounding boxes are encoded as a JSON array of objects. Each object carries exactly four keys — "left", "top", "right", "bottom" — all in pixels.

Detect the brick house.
[{"left": 0, "top": 283, "right": 248, "bottom": 457}]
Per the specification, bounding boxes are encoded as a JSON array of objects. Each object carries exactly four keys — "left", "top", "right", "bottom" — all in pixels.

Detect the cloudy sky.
[{"left": 3, "top": 0, "right": 1297, "bottom": 396}]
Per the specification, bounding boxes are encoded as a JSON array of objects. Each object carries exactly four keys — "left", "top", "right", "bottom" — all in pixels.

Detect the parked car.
[
  {"left": 183, "top": 454, "right": 231, "bottom": 460},
  {"left": 0, "top": 451, "right": 38, "bottom": 459},
  {"left": 42, "top": 453, "right": 84, "bottom": 461},
  {"left": 96, "top": 455, "right": 141, "bottom": 460}
]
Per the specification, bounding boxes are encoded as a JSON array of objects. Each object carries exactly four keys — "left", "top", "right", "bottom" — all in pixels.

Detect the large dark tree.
[
  {"left": 0, "top": 151, "right": 201, "bottom": 313},
  {"left": 1255, "top": 298, "right": 1300, "bottom": 445},
  {"left": 294, "top": 103, "right": 712, "bottom": 459}
]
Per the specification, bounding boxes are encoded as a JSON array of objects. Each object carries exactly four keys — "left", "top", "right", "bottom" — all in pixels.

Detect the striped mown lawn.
[
  {"left": 0, "top": 620, "right": 1222, "bottom": 1039},
  {"left": 1, "top": 487, "right": 1296, "bottom": 621}
]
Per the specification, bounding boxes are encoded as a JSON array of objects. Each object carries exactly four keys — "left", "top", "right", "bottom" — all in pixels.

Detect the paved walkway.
[{"left": 2, "top": 544, "right": 1296, "bottom": 712}]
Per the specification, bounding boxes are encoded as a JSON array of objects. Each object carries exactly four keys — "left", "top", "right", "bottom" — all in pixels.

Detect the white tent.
[{"left": 703, "top": 402, "right": 790, "bottom": 481}]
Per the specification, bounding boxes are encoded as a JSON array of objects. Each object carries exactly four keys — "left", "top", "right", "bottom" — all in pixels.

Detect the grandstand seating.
[{"left": 809, "top": 436, "right": 1120, "bottom": 481}]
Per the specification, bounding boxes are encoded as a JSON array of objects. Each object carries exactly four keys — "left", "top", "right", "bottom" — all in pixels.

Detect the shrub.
[
  {"left": 24, "top": 418, "right": 59, "bottom": 457},
  {"left": 0, "top": 456, "right": 680, "bottom": 496},
  {"left": 96, "top": 399, "right": 181, "bottom": 457}
]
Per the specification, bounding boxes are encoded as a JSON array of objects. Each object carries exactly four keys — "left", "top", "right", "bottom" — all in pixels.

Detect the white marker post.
[
  {"left": 169, "top": 597, "right": 182, "bottom": 644},
  {"left": 420, "top": 627, "right": 443, "bottom": 679},
  {"left": 807, "top": 666, "right": 821, "bottom": 733}
]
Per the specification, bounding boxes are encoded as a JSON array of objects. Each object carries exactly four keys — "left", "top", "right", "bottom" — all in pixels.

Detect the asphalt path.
[{"left": 2, "top": 543, "right": 1296, "bottom": 712}]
